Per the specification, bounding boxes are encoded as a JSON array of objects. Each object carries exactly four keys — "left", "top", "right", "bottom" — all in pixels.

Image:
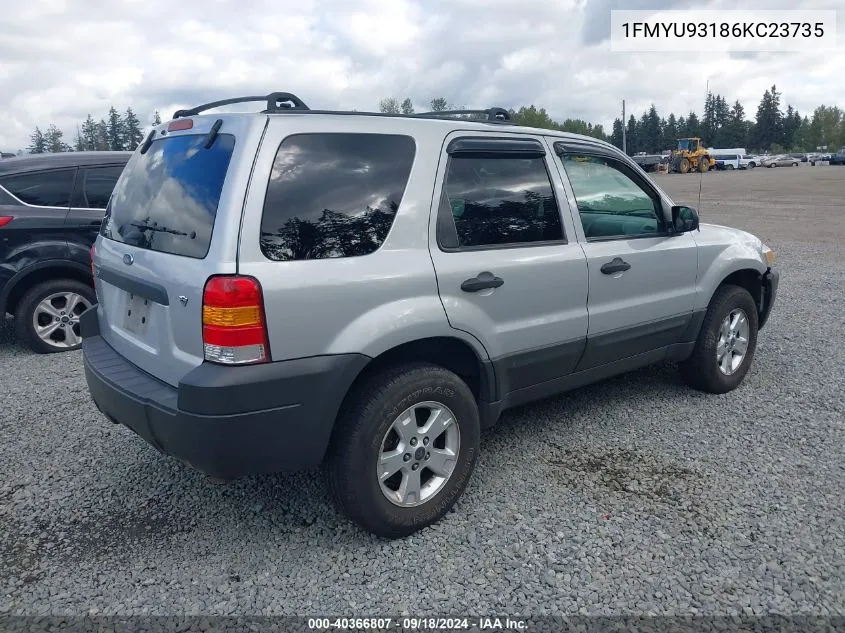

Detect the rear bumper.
[
  {"left": 758, "top": 267, "right": 779, "bottom": 330},
  {"left": 80, "top": 309, "right": 370, "bottom": 479}
]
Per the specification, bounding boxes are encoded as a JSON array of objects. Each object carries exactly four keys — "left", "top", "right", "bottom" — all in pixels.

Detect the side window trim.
[
  {"left": 435, "top": 144, "right": 569, "bottom": 254},
  {"left": 0, "top": 167, "right": 78, "bottom": 210},
  {"left": 554, "top": 145, "right": 672, "bottom": 242},
  {"left": 447, "top": 136, "right": 546, "bottom": 157}
]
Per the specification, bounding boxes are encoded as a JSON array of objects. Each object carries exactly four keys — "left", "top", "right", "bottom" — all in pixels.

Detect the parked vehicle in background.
[
  {"left": 707, "top": 147, "right": 747, "bottom": 158},
  {"left": 739, "top": 155, "right": 757, "bottom": 169},
  {"left": 81, "top": 92, "right": 780, "bottom": 538},
  {"left": 1, "top": 152, "right": 16, "bottom": 160},
  {"left": 631, "top": 152, "right": 666, "bottom": 172},
  {"left": 761, "top": 155, "right": 799, "bottom": 168},
  {"left": 829, "top": 149, "right": 845, "bottom": 165},
  {"left": 713, "top": 154, "right": 741, "bottom": 170},
  {"left": 0, "top": 151, "right": 131, "bottom": 352}
]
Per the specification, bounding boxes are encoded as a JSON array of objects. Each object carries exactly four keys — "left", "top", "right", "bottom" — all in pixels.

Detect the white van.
[{"left": 713, "top": 154, "right": 741, "bottom": 170}]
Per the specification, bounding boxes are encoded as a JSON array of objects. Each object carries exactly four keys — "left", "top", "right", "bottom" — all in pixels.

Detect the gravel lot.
[{"left": 1, "top": 165, "right": 843, "bottom": 617}]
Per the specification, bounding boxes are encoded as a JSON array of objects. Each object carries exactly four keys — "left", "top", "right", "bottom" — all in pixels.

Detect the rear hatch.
[{"left": 92, "top": 114, "right": 265, "bottom": 386}]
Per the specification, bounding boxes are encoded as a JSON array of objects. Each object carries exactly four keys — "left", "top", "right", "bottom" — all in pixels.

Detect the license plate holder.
[{"left": 124, "top": 293, "right": 152, "bottom": 336}]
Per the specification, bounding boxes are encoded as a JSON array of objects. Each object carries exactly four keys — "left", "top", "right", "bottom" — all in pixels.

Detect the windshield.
[{"left": 100, "top": 133, "right": 236, "bottom": 259}]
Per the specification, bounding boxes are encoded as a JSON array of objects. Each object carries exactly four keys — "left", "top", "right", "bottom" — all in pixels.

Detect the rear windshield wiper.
[{"left": 129, "top": 222, "right": 191, "bottom": 237}]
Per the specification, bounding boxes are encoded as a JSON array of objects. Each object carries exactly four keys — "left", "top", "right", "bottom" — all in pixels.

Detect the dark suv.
[{"left": 0, "top": 151, "right": 131, "bottom": 352}]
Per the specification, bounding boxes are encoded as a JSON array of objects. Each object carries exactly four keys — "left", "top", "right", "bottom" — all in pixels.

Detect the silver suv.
[{"left": 81, "top": 92, "right": 779, "bottom": 538}]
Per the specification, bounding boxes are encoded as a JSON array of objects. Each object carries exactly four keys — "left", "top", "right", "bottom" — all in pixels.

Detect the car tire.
[
  {"left": 679, "top": 284, "right": 759, "bottom": 394},
  {"left": 14, "top": 279, "right": 96, "bottom": 354},
  {"left": 327, "top": 362, "right": 480, "bottom": 538}
]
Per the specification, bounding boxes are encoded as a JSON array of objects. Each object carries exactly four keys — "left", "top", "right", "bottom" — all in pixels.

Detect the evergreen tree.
[
  {"left": 625, "top": 114, "right": 638, "bottom": 154},
  {"left": 81, "top": 114, "right": 97, "bottom": 151},
  {"left": 713, "top": 95, "right": 731, "bottom": 146},
  {"left": 123, "top": 108, "right": 144, "bottom": 151},
  {"left": 400, "top": 98, "right": 414, "bottom": 115},
  {"left": 682, "top": 112, "right": 701, "bottom": 138},
  {"left": 724, "top": 100, "right": 748, "bottom": 148},
  {"left": 702, "top": 92, "right": 716, "bottom": 144},
  {"left": 782, "top": 105, "right": 803, "bottom": 150},
  {"left": 44, "top": 124, "right": 70, "bottom": 153},
  {"left": 640, "top": 104, "right": 662, "bottom": 153},
  {"left": 664, "top": 113, "right": 679, "bottom": 149},
  {"left": 74, "top": 126, "right": 85, "bottom": 151},
  {"left": 28, "top": 127, "right": 47, "bottom": 154},
  {"left": 753, "top": 85, "right": 783, "bottom": 151},
  {"left": 610, "top": 118, "right": 624, "bottom": 149},
  {"left": 107, "top": 107, "right": 124, "bottom": 150},
  {"left": 95, "top": 119, "right": 110, "bottom": 151}
]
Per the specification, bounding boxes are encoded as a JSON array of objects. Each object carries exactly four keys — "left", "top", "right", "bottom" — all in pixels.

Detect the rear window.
[
  {"left": 100, "top": 133, "right": 235, "bottom": 259},
  {"left": 259, "top": 133, "right": 416, "bottom": 261}
]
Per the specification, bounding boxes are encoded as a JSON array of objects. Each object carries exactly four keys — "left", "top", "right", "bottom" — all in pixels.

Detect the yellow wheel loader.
[{"left": 669, "top": 138, "right": 714, "bottom": 174}]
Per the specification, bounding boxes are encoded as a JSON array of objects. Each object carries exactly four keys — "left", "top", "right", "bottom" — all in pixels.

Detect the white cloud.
[{"left": 0, "top": 0, "right": 842, "bottom": 150}]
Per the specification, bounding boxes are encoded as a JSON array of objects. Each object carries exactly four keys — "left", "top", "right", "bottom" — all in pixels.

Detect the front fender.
[
  {"left": 325, "top": 294, "right": 491, "bottom": 362},
  {"left": 693, "top": 225, "right": 767, "bottom": 311}
]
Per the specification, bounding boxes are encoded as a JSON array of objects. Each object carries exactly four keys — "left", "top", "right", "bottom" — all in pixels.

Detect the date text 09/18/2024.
[{"left": 307, "top": 617, "right": 529, "bottom": 631}]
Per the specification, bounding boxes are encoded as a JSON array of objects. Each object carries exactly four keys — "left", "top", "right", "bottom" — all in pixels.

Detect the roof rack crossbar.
[
  {"left": 172, "top": 92, "right": 310, "bottom": 119},
  {"left": 411, "top": 107, "right": 511, "bottom": 122}
]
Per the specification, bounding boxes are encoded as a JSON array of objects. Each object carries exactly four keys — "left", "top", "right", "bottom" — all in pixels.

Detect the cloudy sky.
[{"left": 1, "top": 0, "right": 842, "bottom": 151}]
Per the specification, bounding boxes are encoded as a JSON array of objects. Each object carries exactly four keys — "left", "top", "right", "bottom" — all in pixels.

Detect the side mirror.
[{"left": 671, "top": 205, "right": 699, "bottom": 233}]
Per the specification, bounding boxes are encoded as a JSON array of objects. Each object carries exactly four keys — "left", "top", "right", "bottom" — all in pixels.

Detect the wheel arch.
[
  {"left": 2, "top": 260, "right": 93, "bottom": 316},
  {"left": 706, "top": 267, "right": 769, "bottom": 328},
  {"left": 329, "top": 335, "right": 500, "bottom": 440},
  {"left": 347, "top": 335, "right": 495, "bottom": 402}
]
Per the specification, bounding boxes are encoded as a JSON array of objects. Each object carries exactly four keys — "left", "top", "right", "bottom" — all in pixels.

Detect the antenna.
[
  {"left": 698, "top": 79, "right": 710, "bottom": 218},
  {"left": 622, "top": 99, "right": 627, "bottom": 154}
]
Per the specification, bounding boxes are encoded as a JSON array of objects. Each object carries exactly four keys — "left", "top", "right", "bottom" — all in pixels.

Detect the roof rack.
[
  {"left": 170, "top": 92, "right": 512, "bottom": 124},
  {"left": 411, "top": 108, "right": 512, "bottom": 122},
  {"left": 172, "top": 92, "right": 310, "bottom": 119}
]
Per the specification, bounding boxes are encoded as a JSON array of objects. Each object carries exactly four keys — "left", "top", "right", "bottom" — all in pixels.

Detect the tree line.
[
  {"left": 378, "top": 96, "right": 608, "bottom": 140},
  {"left": 611, "top": 86, "right": 844, "bottom": 155},
  {"left": 381, "top": 88, "right": 843, "bottom": 154},
  {"left": 27, "top": 108, "right": 162, "bottom": 154},
  {"left": 22, "top": 86, "right": 844, "bottom": 156}
]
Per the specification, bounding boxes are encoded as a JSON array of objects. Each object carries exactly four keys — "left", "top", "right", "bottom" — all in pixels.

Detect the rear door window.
[
  {"left": 77, "top": 164, "right": 125, "bottom": 209},
  {"left": 259, "top": 133, "right": 416, "bottom": 261},
  {"left": 0, "top": 168, "right": 76, "bottom": 207},
  {"left": 100, "top": 134, "right": 236, "bottom": 259},
  {"left": 438, "top": 154, "right": 564, "bottom": 249}
]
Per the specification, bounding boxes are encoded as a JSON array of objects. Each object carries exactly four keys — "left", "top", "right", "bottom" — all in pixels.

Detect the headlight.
[{"left": 761, "top": 244, "right": 776, "bottom": 266}]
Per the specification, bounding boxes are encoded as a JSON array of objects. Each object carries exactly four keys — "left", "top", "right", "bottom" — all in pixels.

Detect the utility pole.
[{"left": 622, "top": 99, "right": 627, "bottom": 154}]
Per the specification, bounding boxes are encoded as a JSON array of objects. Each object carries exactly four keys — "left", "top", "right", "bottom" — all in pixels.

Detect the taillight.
[
  {"left": 202, "top": 275, "right": 270, "bottom": 365},
  {"left": 0, "top": 216, "right": 14, "bottom": 227}
]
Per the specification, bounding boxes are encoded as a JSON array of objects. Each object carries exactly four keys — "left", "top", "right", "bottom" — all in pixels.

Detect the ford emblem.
[{"left": 123, "top": 253, "right": 134, "bottom": 265}]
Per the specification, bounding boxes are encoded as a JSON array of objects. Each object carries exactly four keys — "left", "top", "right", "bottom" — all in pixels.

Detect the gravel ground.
[{"left": 1, "top": 166, "right": 844, "bottom": 617}]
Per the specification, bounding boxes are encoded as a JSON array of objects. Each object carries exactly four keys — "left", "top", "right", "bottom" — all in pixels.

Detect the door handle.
[
  {"left": 600, "top": 257, "right": 631, "bottom": 275},
  {"left": 461, "top": 271, "right": 504, "bottom": 292}
]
